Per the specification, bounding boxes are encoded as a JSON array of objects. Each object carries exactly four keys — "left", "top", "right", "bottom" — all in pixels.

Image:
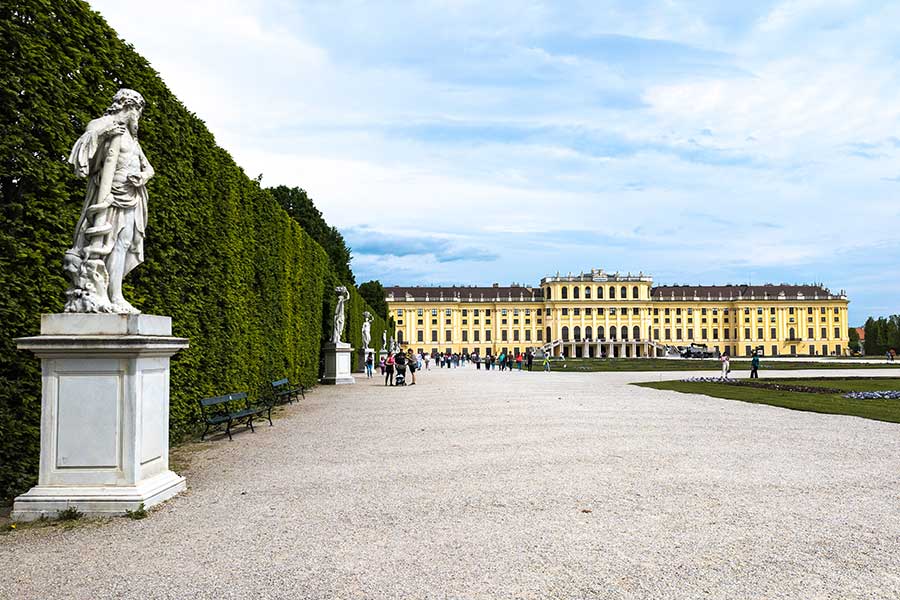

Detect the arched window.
[
  {"left": 597, "top": 286, "right": 604, "bottom": 299},
  {"left": 597, "top": 326, "right": 605, "bottom": 340},
  {"left": 609, "top": 327, "right": 617, "bottom": 340},
  {"left": 397, "top": 331, "right": 404, "bottom": 343},
  {"left": 584, "top": 286, "right": 591, "bottom": 299},
  {"left": 584, "top": 326, "right": 593, "bottom": 341},
  {"left": 546, "top": 326, "right": 552, "bottom": 342},
  {"left": 789, "top": 327, "right": 795, "bottom": 339},
  {"left": 633, "top": 325, "right": 640, "bottom": 340},
  {"left": 632, "top": 286, "right": 639, "bottom": 299},
  {"left": 609, "top": 286, "right": 616, "bottom": 299},
  {"left": 573, "top": 286, "right": 580, "bottom": 299},
  {"left": 621, "top": 325, "right": 628, "bottom": 340},
  {"left": 561, "top": 286, "right": 568, "bottom": 300},
  {"left": 620, "top": 286, "right": 627, "bottom": 299},
  {"left": 561, "top": 326, "right": 569, "bottom": 341},
  {"left": 574, "top": 326, "right": 581, "bottom": 341}
]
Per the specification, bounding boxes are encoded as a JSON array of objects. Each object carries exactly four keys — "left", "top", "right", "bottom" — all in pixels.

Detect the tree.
[
  {"left": 864, "top": 317, "right": 878, "bottom": 355},
  {"left": 358, "top": 280, "right": 388, "bottom": 319},
  {"left": 269, "top": 186, "right": 355, "bottom": 285},
  {"left": 848, "top": 326, "right": 860, "bottom": 353}
]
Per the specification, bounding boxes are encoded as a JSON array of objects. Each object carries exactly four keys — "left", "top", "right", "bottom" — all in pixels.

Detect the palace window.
[
  {"left": 676, "top": 330, "right": 682, "bottom": 340},
  {"left": 597, "top": 286, "right": 604, "bottom": 299},
  {"left": 610, "top": 307, "right": 617, "bottom": 315},
  {"left": 609, "top": 286, "right": 616, "bottom": 299},
  {"left": 834, "top": 327, "right": 840, "bottom": 338},
  {"left": 474, "top": 331, "right": 480, "bottom": 342},
  {"left": 621, "top": 326, "right": 628, "bottom": 340},
  {"left": 597, "top": 308, "right": 604, "bottom": 315},
  {"left": 545, "top": 308, "right": 551, "bottom": 316},
  {"left": 585, "top": 307, "right": 592, "bottom": 315},
  {"left": 417, "top": 308, "right": 423, "bottom": 316},
  {"left": 525, "top": 330, "right": 531, "bottom": 341},
  {"left": 417, "top": 331, "right": 423, "bottom": 342},
  {"left": 486, "top": 331, "right": 491, "bottom": 341},
  {"left": 633, "top": 308, "right": 640, "bottom": 316},
  {"left": 821, "top": 327, "right": 827, "bottom": 338},
  {"left": 485, "top": 310, "right": 491, "bottom": 316},
  {"left": 525, "top": 309, "right": 530, "bottom": 316},
  {"left": 654, "top": 328, "right": 660, "bottom": 340},
  {"left": 687, "top": 330, "right": 693, "bottom": 340},
  {"left": 757, "top": 328, "right": 763, "bottom": 339},
  {"left": 397, "top": 309, "right": 403, "bottom": 316},
  {"left": 431, "top": 319, "right": 437, "bottom": 325},
  {"left": 502, "top": 309, "right": 508, "bottom": 316},
  {"left": 537, "top": 330, "right": 543, "bottom": 341},
  {"left": 432, "top": 309, "right": 438, "bottom": 316},
  {"left": 513, "top": 309, "right": 519, "bottom": 316},
  {"left": 573, "top": 287, "right": 580, "bottom": 299},
  {"left": 665, "top": 330, "right": 671, "bottom": 340},
  {"left": 446, "top": 319, "right": 451, "bottom": 325},
  {"left": 620, "top": 286, "right": 627, "bottom": 298},
  {"left": 561, "top": 286, "right": 568, "bottom": 299},
  {"left": 701, "top": 328, "right": 707, "bottom": 339},
  {"left": 585, "top": 326, "right": 593, "bottom": 340},
  {"left": 573, "top": 308, "right": 580, "bottom": 316},
  {"left": 712, "top": 330, "right": 719, "bottom": 340},
  {"left": 584, "top": 287, "right": 591, "bottom": 299},
  {"left": 562, "top": 308, "right": 568, "bottom": 316},
  {"left": 462, "top": 309, "right": 468, "bottom": 316},
  {"left": 513, "top": 319, "right": 519, "bottom": 325},
  {"left": 744, "top": 328, "right": 750, "bottom": 338},
  {"left": 808, "top": 327, "right": 814, "bottom": 338},
  {"left": 474, "top": 309, "right": 480, "bottom": 316},
  {"left": 820, "top": 307, "right": 826, "bottom": 314},
  {"left": 632, "top": 286, "right": 639, "bottom": 299},
  {"left": 573, "top": 326, "right": 581, "bottom": 341},
  {"left": 561, "top": 326, "right": 569, "bottom": 341},
  {"left": 665, "top": 308, "right": 670, "bottom": 315},
  {"left": 633, "top": 326, "right": 640, "bottom": 340},
  {"left": 445, "top": 331, "right": 452, "bottom": 341},
  {"left": 770, "top": 328, "right": 776, "bottom": 338},
  {"left": 462, "top": 319, "right": 467, "bottom": 325},
  {"left": 654, "top": 308, "right": 659, "bottom": 315},
  {"left": 724, "top": 329, "right": 730, "bottom": 339},
  {"left": 757, "top": 308, "right": 763, "bottom": 315},
  {"left": 676, "top": 308, "right": 682, "bottom": 315},
  {"left": 501, "top": 319, "right": 507, "bottom": 325},
  {"left": 598, "top": 326, "right": 605, "bottom": 339},
  {"left": 445, "top": 309, "right": 451, "bottom": 316},
  {"left": 462, "top": 331, "right": 468, "bottom": 342}
]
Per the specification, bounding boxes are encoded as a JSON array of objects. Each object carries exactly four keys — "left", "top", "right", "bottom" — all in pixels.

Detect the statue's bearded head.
[{"left": 105, "top": 88, "right": 145, "bottom": 137}]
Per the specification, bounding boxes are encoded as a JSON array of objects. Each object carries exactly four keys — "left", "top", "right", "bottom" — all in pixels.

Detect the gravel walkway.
[{"left": 2, "top": 367, "right": 899, "bottom": 599}]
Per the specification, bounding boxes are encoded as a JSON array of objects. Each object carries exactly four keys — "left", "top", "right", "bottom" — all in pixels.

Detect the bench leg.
[
  {"left": 300, "top": 387, "right": 306, "bottom": 400},
  {"left": 265, "top": 406, "right": 273, "bottom": 426},
  {"left": 248, "top": 416, "right": 255, "bottom": 433},
  {"left": 225, "top": 418, "right": 233, "bottom": 441},
  {"left": 201, "top": 422, "right": 210, "bottom": 441}
]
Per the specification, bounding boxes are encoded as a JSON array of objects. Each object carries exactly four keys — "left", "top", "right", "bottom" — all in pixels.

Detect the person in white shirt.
[{"left": 720, "top": 353, "right": 731, "bottom": 379}]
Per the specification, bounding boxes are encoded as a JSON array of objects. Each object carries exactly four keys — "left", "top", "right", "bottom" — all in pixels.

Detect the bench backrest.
[
  {"left": 200, "top": 392, "right": 248, "bottom": 408},
  {"left": 271, "top": 378, "right": 289, "bottom": 388}
]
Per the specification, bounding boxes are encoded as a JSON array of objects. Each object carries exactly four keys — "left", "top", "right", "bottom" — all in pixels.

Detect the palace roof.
[{"left": 650, "top": 284, "right": 845, "bottom": 301}]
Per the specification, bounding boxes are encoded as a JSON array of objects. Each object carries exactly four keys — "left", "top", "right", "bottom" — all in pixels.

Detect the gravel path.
[{"left": 2, "top": 367, "right": 899, "bottom": 599}]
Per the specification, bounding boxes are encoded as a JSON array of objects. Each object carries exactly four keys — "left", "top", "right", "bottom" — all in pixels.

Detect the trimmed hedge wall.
[{"left": 0, "top": 0, "right": 389, "bottom": 501}]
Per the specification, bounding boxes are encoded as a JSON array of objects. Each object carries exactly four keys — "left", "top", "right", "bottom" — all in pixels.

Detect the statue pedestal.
[
  {"left": 12, "top": 314, "right": 189, "bottom": 521},
  {"left": 322, "top": 342, "right": 355, "bottom": 385}
]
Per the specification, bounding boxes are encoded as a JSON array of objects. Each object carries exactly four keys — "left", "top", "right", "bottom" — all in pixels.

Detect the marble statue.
[
  {"left": 381, "top": 330, "right": 387, "bottom": 352},
  {"left": 332, "top": 286, "right": 350, "bottom": 343},
  {"left": 64, "top": 89, "right": 154, "bottom": 314},
  {"left": 361, "top": 311, "right": 372, "bottom": 349}
]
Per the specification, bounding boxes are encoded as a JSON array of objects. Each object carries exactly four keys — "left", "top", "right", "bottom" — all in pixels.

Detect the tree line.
[{"left": 863, "top": 316, "right": 900, "bottom": 356}]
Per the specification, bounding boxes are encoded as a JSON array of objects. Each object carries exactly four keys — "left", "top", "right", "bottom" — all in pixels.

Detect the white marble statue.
[
  {"left": 361, "top": 311, "right": 372, "bottom": 349},
  {"left": 332, "top": 286, "right": 350, "bottom": 343},
  {"left": 64, "top": 89, "right": 154, "bottom": 314},
  {"left": 381, "top": 330, "right": 387, "bottom": 352}
]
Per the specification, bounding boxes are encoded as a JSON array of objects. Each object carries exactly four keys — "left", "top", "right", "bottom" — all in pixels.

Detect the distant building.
[{"left": 385, "top": 267, "right": 850, "bottom": 358}]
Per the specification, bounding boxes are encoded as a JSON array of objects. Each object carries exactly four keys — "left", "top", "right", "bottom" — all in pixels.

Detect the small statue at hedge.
[
  {"left": 381, "top": 330, "right": 387, "bottom": 352},
  {"left": 332, "top": 286, "right": 350, "bottom": 343},
  {"left": 64, "top": 88, "right": 154, "bottom": 314},
  {"left": 361, "top": 311, "right": 373, "bottom": 350}
]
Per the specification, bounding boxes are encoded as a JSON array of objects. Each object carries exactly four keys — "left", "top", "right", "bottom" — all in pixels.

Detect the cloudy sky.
[{"left": 90, "top": 0, "right": 900, "bottom": 324}]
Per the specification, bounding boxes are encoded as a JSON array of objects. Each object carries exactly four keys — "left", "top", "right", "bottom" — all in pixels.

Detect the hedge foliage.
[{"left": 0, "top": 0, "right": 389, "bottom": 501}]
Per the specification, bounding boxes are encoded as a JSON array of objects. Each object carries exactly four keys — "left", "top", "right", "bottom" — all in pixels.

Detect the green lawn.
[
  {"left": 543, "top": 358, "right": 900, "bottom": 372},
  {"left": 635, "top": 377, "right": 900, "bottom": 423}
]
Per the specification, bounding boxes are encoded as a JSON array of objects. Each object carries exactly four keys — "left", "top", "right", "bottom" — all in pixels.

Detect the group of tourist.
[
  {"left": 719, "top": 351, "right": 761, "bottom": 379},
  {"left": 469, "top": 350, "right": 538, "bottom": 371},
  {"left": 363, "top": 347, "right": 553, "bottom": 386}
]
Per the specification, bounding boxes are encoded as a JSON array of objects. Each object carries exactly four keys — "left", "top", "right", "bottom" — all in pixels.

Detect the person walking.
[
  {"left": 365, "top": 352, "right": 374, "bottom": 379},
  {"left": 750, "top": 352, "right": 760, "bottom": 379},
  {"left": 720, "top": 353, "right": 731, "bottom": 379},
  {"left": 498, "top": 351, "right": 506, "bottom": 371},
  {"left": 379, "top": 356, "right": 386, "bottom": 376},
  {"left": 407, "top": 349, "right": 417, "bottom": 385},
  {"left": 526, "top": 350, "right": 534, "bottom": 371},
  {"left": 424, "top": 353, "right": 430, "bottom": 370},
  {"left": 515, "top": 352, "right": 523, "bottom": 371},
  {"left": 385, "top": 353, "right": 395, "bottom": 386},
  {"left": 506, "top": 353, "right": 514, "bottom": 372},
  {"left": 543, "top": 355, "right": 551, "bottom": 372}
]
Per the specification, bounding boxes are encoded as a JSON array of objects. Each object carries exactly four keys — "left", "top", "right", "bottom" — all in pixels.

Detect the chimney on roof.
[{"left": 492, "top": 283, "right": 499, "bottom": 288}]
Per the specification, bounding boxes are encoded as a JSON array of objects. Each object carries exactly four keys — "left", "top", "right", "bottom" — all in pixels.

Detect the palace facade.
[{"left": 385, "top": 268, "right": 850, "bottom": 358}]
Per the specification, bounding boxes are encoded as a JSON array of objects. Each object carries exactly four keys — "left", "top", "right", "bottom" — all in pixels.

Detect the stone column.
[{"left": 13, "top": 314, "right": 188, "bottom": 521}]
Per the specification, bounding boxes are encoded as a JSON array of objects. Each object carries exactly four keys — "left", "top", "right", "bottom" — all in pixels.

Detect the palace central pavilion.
[{"left": 385, "top": 268, "right": 849, "bottom": 359}]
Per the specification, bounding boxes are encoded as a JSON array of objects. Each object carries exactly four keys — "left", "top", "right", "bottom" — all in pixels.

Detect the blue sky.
[{"left": 91, "top": 0, "right": 900, "bottom": 324}]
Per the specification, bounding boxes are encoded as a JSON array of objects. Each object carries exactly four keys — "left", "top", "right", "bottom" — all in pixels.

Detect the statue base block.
[
  {"left": 12, "top": 313, "right": 189, "bottom": 521},
  {"left": 322, "top": 342, "right": 355, "bottom": 385}
]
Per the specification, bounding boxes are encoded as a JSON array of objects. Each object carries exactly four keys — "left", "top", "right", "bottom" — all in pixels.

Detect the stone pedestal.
[
  {"left": 322, "top": 342, "right": 355, "bottom": 385},
  {"left": 12, "top": 314, "right": 189, "bottom": 521},
  {"left": 358, "top": 347, "right": 374, "bottom": 373}
]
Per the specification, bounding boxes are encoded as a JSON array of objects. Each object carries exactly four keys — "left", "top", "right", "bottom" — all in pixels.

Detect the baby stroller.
[{"left": 394, "top": 367, "right": 407, "bottom": 386}]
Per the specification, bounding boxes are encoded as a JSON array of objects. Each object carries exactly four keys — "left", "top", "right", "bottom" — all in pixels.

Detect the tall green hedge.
[{"left": 0, "top": 0, "right": 389, "bottom": 501}]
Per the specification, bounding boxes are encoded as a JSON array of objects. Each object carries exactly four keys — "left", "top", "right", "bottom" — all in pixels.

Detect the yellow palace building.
[{"left": 385, "top": 268, "right": 849, "bottom": 359}]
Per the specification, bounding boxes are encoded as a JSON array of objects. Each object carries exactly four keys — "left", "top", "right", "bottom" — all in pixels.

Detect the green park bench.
[
  {"left": 198, "top": 392, "right": 273, "bottom": 441},
  {"left": 271, "top": 377, "right": 305, "bottom": 404}
]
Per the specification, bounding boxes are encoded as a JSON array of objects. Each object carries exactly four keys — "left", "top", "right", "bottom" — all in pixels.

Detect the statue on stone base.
[
  {"left": 381, "top": 330, "right": 387, "bottom": 352},
  {"left": 361, "top": 311, "right": 372, "bottom": 349},
  {"left": 64, "top": 88, "right": 153, "bottom": 314},
  {"left": 332, "top": 286, "right": 350, "bottom": 343}
]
